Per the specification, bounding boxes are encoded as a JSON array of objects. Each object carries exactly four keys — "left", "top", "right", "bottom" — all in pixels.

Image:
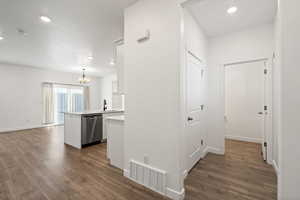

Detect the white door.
[
  {"left": 185, "top": 52, "right": 206, "bottom": 172},
  {"left": 225, "top": 61, "right": 266, "bottom": 160}
]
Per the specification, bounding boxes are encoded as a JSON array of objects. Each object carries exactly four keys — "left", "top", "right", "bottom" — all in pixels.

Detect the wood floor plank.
[
  {"left": 185, "top": 139, "right": 277, "bottom": 200},
  {"left": 0, "top": 127, "right": 277, "bottom": 200}
]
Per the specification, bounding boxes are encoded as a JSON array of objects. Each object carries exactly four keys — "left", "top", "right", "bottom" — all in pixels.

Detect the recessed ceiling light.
[
  {"left": 227, "top": 6, "right": 238, "bottom": 14},
  {"left": 40, "top": 15, "right": 52, "bottom": 23},
  {"left": 0, "top": 36, "right": 4, "bottom": 41}
]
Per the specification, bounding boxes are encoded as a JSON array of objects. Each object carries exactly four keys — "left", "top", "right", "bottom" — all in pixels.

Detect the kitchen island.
[{"left": 64, "top": 110, "right": 123, "bottom": 149}]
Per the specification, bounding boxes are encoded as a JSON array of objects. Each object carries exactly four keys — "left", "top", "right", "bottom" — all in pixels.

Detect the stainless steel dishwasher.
[{"left": 81, "top": 114, "right": 103, "bottom": 147}]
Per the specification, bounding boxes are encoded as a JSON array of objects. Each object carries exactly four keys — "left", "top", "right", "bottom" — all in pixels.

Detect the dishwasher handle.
[{"left": 89, "top": 117, "right": 98, "bottom": 143}]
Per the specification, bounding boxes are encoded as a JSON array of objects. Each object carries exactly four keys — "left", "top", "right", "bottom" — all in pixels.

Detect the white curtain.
[
  {"left": 83, "top": 86, "right": 90, "bottom": 110},
  {"left": 43, "top": 83, "right": 54, "bottom": 124}
]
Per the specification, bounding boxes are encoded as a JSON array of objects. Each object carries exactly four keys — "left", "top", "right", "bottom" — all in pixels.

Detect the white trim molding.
[
  {"left": 225, "top": 135, "right": 262, "bottom": 144},
  {"left": 0, "top": 124, "right": 62, "bottom": 134},
  {"left": 202, "top": 146, "right": 209, "bottom": 158},
  {"left": 166, "top": 187, "right": 185, "bottom": 200},
  {"left": 182, "top": 170, "right": 188, "bottom": 180},
  {"left": 207, "top": 146, "right": 225, "bottom": 155},
  {"left": 123, "top": 169, "right": 130, "bottom": 178},
  {"left": 272, "top": 160, "right": 279, "bottom": 176}
]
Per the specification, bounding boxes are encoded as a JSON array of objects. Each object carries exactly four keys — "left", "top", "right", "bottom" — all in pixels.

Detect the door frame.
[{"left": 221, "top": 57, "right": 273, "bottom": 164}]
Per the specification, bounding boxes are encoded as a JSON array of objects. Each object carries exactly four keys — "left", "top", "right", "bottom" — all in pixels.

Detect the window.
[
  {"left": 43, "top": 83, "right": 89, "bottom": 125},
  {"left": 53, "top": 85, "right": 85, "bottom": 124}
]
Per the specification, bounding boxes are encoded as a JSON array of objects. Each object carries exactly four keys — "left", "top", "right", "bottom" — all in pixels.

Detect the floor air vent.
[{"left": 129, "top": 160, "right": 167, "bottom": 195}]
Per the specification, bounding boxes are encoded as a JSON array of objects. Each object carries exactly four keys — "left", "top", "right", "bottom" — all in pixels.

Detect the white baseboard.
[
  {"left": 202, "top": 146, "right": 209, "bottom": 158},
  {"left": 225, "top": 135, "right": 262, "bottom": 144},
  {"left": 272, "top": 160, "right": 279, "bottom": 176},
  {"left": 207, "top": 146, "right": 225, "bottom": 155},
  {"left": 123, "top": 169, "right": 130, "bottom": 178},
  {"left": 188, "top": 146, "right": 202, "bottom": 170},
  {"left": 0, "top": 123, "right": 62, "bottom": 134},
  {"left": 182, "top": 146, "right": 208, "bottom": 181},
  {"left": 166, "top": 187, "right": 185, "bottom": 200},
  {"left": 182, "top": 170, "right": 188, "bottom": 180}
]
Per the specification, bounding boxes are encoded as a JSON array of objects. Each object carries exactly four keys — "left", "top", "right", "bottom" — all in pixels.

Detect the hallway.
[{"left": 184, "top": 140, "right": 277, "bottom": 200}]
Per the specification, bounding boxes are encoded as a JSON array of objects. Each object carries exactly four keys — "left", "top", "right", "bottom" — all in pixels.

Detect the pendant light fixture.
[{"left": 79, "top": 68, "right": 90, "bottom": 84}]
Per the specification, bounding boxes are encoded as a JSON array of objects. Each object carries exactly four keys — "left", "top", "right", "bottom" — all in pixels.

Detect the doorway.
[{"left": 224, "top": 59, "right": 268, "bottom": 161}]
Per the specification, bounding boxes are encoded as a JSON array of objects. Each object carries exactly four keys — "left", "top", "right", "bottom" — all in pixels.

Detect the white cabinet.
[
  {"left": 106, "top": 115, "right": 124, "bottom": 170},
  {"left": 64, "top": 113, "right": 82, "bottom": 149},
  {"left": 102, "top": 112, "right": 124, "bottom": 140},
  {"left": 116, "top": 44, "right": 124, "bottom": 94}
]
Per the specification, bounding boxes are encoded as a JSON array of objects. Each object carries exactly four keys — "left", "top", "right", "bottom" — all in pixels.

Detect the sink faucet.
[{"left": 103, "top": 99, "right": 108, "bottom": 111}]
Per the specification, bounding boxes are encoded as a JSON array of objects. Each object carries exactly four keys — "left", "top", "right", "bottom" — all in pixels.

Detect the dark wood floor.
[
  {"left": 185, "top": 140, "right": 277, "bottom": 200},
  {"left": 0, "top": 127, "right": 277, "bottom": 200}
]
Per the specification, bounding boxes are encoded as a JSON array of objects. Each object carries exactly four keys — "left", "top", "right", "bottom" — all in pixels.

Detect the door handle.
[
  {"left": 258, "top": 112, "right": 263, "bottom": 115},
  {"left": 187, "top": 117, "right": 193, "bottom": 121}
]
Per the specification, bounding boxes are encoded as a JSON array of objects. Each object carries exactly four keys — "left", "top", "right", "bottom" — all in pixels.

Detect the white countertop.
[
  {"left": 105, "top": 115, "right": 125, "bottom": 121},
  {"left": 64, "top": 110, "right": 124, "bottom": 116}
]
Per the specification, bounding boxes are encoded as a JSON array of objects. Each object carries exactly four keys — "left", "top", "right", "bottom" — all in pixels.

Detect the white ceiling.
[
  {"left": 186, "top": 0, "right": 277, "bottom": 38},
  {"left": 0, "top": 0, "right": 137, "bottom": 76}
]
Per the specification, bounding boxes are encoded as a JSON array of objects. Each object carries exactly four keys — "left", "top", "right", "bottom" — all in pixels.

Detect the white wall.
[
  {"left": 278, "top": 0, "right": 300, "bottom": 198},
  {"left": 124, "top": 0, "right": 183, "bottom": 197},
  {"left": 0, "top": 63, "right": 102, "bottom": 132},
  {"left": 99, "top": 74, "right": 117, "bottom": 110},
  {"left": 184, "top": 9, "right": 207, "bottom": 61},
  {"left": 207, "top": 23, "right": 274, "bottom": 154}
]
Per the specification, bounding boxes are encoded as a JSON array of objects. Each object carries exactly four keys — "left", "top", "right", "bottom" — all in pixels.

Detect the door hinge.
[
  {"left": 264, "top": 106, "right": 268, "bottom": 111},
  {"left": 264, "top": 69, "right": 267, "bottom": 74},
  {"left": 264, "top": 142, "right": 267, "bottom": 147}
]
